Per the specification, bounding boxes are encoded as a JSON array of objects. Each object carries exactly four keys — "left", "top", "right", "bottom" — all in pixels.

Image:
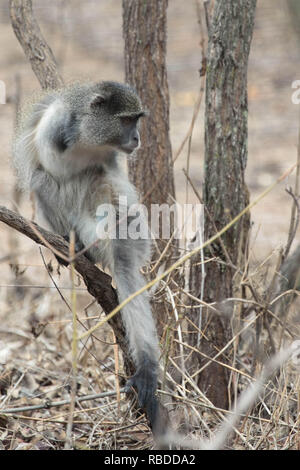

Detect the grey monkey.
[{"left": 13, "top": 81, "right": 160, "bottom": 427}]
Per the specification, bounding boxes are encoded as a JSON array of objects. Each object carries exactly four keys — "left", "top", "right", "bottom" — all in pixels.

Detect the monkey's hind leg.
[{"left": 55, "top": 234, "right": 92, "bottom": 267}]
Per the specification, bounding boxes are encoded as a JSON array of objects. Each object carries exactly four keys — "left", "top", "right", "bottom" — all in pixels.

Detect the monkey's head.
[{"left": 77, "top": 81, "right": 146, "bottom": 154}]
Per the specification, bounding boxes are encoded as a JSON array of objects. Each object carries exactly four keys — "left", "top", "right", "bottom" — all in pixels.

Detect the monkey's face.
[
  {"left": 114, "top": 115, "right": 141, "bottom": 154},
  {"left": 79, "top": 81, "right": 145, "bottom": 155}
]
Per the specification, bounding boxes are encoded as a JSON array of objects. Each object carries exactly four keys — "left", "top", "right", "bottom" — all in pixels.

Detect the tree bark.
[
  {"left": 189, "top": 0, "right": 256, "bottom": 409},
  {"left": 122, "top": 0, "right": 178, "bottom": 348},
  {"left": 10, "top": 0, "right": 63, "bottom": 90},
  {"left": 122, "top": 0, "right": 175, "bottom": 241}
]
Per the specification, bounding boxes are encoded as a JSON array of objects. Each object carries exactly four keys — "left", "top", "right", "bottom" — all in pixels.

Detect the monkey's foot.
[
  {"left": 55, "top": 235, "right": 87, "bottom": 266},
  {"left": 125, "top": 362, "right": 158, "bottom": 429}
]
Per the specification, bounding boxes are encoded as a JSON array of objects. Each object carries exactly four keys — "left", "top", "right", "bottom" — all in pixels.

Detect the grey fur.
[{"left": 13, "top": 81, "right": 159, "bottom": 426}]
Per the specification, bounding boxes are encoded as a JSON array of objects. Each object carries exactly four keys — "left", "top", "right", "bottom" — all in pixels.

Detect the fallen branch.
[{"left": 0, "top": 389, "right": 126, "bottom": 415}]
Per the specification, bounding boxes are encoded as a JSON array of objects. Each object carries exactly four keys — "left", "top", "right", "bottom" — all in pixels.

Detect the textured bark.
[
  {"left": 122, "top": 0, "right": 175, "bottom": 226},
  {"left": 10, "top": 0, "right": 63, "bottom": 90},
  {"left": 122, "top": 0, "right": 178, "bottom": 346},
  {"left": 189, "top": 0, "right": 256, "bottom": 409}
]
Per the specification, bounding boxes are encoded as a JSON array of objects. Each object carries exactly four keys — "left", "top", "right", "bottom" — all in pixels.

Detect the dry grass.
[{"left": 0, "top": 181, "right": 300, "bottom": 450}]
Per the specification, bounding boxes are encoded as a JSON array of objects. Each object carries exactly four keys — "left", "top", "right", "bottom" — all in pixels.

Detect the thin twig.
[
  {"left": 203, "top": 0, "right": 211, "bottom": 35},
  {"left": 65, "top": 231, "right": 78, "bottom": 449},
  {"left": 283, "top": 187, "right": 300, "bottom": 261},
  {"left": 0, "top": 389, "right": 126, "bottom": 415},
  {"left": 284, "top": 109, "right": 300, "bottom": 262}
]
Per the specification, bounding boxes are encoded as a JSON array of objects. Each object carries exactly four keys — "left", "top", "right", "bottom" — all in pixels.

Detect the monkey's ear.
[{"left": 90, "top": 93, "right": 107, "bottom": 108}]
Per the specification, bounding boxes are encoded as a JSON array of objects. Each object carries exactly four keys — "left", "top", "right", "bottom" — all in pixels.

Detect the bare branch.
[
  {"left": 0, "top": 389, "right": 126, "bottom": 415},
  {"left": 0, "top": 206, "right": 133, "bottom": 364},
  {"left": 10, "top": 0, "right": 63, "bottom": 89}
]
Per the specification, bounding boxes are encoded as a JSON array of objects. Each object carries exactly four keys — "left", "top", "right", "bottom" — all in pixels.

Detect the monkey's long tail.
[
  {"left": 113, "top": 269, "right": 159, "bottom": 366},
  {"left": 113, "top": 269, "right": 160, "bottom": 426}
]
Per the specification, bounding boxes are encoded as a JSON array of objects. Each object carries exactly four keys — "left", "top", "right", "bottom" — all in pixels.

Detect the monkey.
[{"left": 13, "top": 81, "right": 160, "bottom": 428}]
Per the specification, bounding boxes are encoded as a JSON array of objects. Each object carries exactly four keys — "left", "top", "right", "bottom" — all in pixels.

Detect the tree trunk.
[
  {"left": 189, "top": 0, "right": 256, "bottom": 409},
  {"left": 122, "top": 0, "right": 175, "bottom": 240},
  {"left": 122, "top": 0, "right": 178, "bottom": 341}
]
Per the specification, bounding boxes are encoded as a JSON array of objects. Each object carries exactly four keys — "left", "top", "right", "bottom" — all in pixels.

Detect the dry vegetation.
[{"left": 0, "top": 0, "right": 300, "bottom": 450}]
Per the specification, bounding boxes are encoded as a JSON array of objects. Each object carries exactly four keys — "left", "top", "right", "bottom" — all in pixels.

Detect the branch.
[
  {"left": 0, "top": 389, "right": 126, "bottom": 415},
  {"left": 0, "top": 205, "right": 135, "bottom": 373},
  {"left": 10, "top": 0, "right": 63, "bottom": 90}
]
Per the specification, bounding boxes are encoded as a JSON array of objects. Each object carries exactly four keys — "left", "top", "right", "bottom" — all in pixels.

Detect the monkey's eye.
[{"left": 120, "top": 116, "right": 136, "bottom": 126}]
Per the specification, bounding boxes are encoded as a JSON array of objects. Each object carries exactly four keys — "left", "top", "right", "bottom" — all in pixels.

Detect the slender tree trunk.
[
  {"left": 122, "top": 0, "right": 174, "bottom": 211},
  {"left": 10, "top": 0, "right": 63, "bottom": 90},
  {"left": 122, "top": 0, "right": 178, "bottom": 341},
  {"left": 189, "top": 0, "right": 256, "bottom": 409}
]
